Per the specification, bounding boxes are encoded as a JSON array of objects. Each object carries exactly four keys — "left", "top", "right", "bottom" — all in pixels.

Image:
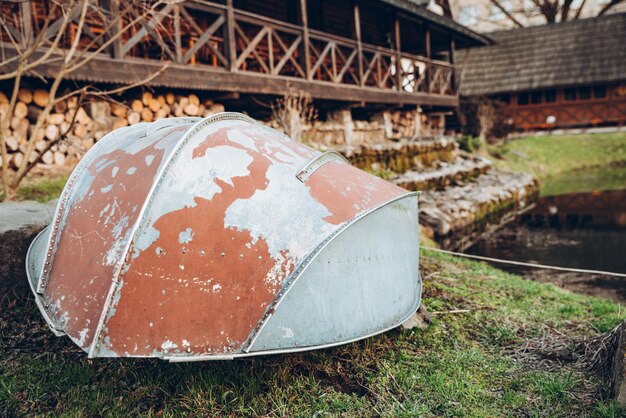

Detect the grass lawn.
[
  {"left": 2, "top": 251, "right": 623, "bottom": 417},
  {"left": 0, "top": 175, "right": 68, "bottom": 203},
  {"left": 491, "top": 132, "right": 626, "bottom": 184}
]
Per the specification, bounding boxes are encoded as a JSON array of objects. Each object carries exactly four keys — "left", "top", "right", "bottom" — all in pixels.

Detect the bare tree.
[
  {"left": 0, "top": 0, "right": 169, "bottom": 200},
  {"left": 271, "top": 89, "right": 317, "bottom": 142},
  {"left": 488, "top": 0, "right": 625, "bottom": 26}
]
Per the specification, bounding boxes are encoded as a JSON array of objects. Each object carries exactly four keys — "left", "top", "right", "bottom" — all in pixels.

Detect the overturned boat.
[{"left": 26, "top": 113, "right": 421, "bottom": 360}]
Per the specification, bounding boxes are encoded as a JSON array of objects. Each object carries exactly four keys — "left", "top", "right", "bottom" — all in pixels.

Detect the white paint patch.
[
  {"left": 105, "top": 232, "right": 128, "bottom": 266},
  {"left": 144, "top": 144, "right": 253, "bottom": 222},
  {"left": 161, "top": 340, "right": 178, "bottom": 350},
  {"left": 145, "top": 154, "right": 155, "bottom": 166},
  {"left": 111, "top": 215, "right": 129, "bottom": 239},
  {"left": 100, "top": 184, "right": 113, "bottom": 193},
  {"left": 111, "top": 166, "right": 119, "bottom": 178},
  {"left": 132, "top": 226, "right": 160, "bottom": 259},
  {"left": 99, "top": 203, "right": 111, "bottom": 218},
  {"left": 281, "top": 327, "right": 294, "bottom": 339},
  {"left": 212, "top": 284, "right": 221, "bottom": 293},
  {"left": 126, "top": 166, "right": 137, "bottom": 175},
  {"left": 77, "top": 328, "right": 89, "bottom": 346},
  {"left": 224, "top": 162, "right": 335, "bottom": 260},
  {"left": 178, "top": 228, "right": 194, "bottom": 244},
  {"left": 227, "top": 129, "right": 258, "bottom": 151}
]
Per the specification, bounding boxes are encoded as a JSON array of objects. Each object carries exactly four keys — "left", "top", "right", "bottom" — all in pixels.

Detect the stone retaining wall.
[
  {"left": 393, "top": 156, "right": 491, "bottom": 191},
  {"left": 0, "top": 200, "right": 56, "bottom": 295},
  {"left": 419, "top": 171, "right": 540, "bottom": 251},
  {"left": 328, "top": 137, "right": 458, "bottom": 172}
]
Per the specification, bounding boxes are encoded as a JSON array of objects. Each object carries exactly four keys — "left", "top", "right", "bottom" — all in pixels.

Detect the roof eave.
[{"left": 380, "top": 0, "right": 493, "bottom": 47}]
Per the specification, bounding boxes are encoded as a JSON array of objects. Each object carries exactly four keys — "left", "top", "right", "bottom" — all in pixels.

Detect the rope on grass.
[{"left": 421, "top": 247, "right": 626, "bottom": 278}]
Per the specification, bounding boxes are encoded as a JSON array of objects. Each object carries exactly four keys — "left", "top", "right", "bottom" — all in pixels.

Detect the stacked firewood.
[
  {"left": 112, "top": 92, "right": 225, "bottom": 129},
  {"left": 0, "top": 89, "right": 225, "bottom": 171},
  {"left": 389, "top": 110, "right": 419, "bottom": 140},
  {"left": 0, "top": 89, "right": 98, "bottom": 169}
]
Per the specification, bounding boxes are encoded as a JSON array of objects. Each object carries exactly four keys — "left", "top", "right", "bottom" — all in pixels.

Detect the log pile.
[
  {"left": 388, "top": 110, "right": 420, "bottom": 140},
  {"left": 0, "top": 89, "right": 93, "bottom": 170},
  {"left": 112, "top": 92, "right": 225, "bottom": 130},
  {"left": 299, "top": 120, "right": 385, "bottom": 146},
  {"left": 0, "top": 89, "right": 225, "bottom": 173}
]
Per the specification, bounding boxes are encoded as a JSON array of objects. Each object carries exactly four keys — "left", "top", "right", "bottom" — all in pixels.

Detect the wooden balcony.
[{"left": 0, "top": 0, "right": 462, "bottom": 107}]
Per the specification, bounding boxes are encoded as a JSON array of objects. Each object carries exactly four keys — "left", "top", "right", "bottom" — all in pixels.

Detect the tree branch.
[
  {"left": 574, "top": 0, "right": 588, "bottom": 19},
  {"left": 490, "top": 0, "right": 525, "bottom": 27},
  {"left": 0, "top": 3, "right": 73, "bottom": 81},
  {"left": 598, "top": 0, "right": 624, "bottom": 15},
  {"left": 561, "top": 0, "right": 575, "bottom": 21},
  {"left": 0, "top": 66, "right": 23, "bottom": 199}
]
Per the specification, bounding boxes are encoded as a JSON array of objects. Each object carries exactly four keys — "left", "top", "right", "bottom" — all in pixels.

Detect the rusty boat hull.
[{"left": 26, "top": 113, "right": 421, "bottom": 361}]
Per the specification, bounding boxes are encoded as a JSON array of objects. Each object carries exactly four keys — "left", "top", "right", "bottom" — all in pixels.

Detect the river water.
[{"left": 467, "top": 167, "right": 626, "bottom": 303}]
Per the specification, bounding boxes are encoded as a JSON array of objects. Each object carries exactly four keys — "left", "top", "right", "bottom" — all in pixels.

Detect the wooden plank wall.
[
  {"left": 358, "top": 0, "right": 392, "bottom": 47},
  {"left": 504, "top": 85, "right": 626, "bottom": 130},
  {"left": 308, "top": 0, "right": 355, "bottom": 40},
  {"left": 234, "top": 0, "right": 299, "bottom": 23}
]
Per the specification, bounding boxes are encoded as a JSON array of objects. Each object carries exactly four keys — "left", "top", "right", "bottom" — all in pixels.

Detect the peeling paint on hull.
[{"left": 26, "top": 113, "right": 422, "bottom": 360}]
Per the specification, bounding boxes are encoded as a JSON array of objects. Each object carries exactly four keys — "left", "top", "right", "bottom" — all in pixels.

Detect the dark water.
[{"left": 467, "top": 188, "right": 626, "bottom": 303}]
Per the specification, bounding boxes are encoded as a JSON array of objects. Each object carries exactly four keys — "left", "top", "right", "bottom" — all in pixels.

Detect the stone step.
[
  {"left": 323, "top": 136, "right": 458, "bottom": 172},
  {"left": 392, "top": 156, "right": 491, "bottom": 191},
  {"left": 418, "top": 170, "right": 539, "bottom": 251}
]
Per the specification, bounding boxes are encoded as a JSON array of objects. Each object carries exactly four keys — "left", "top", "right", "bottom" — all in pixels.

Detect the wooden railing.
[{"left": 0, "top": 0, "right": 456, "bottom": 97}]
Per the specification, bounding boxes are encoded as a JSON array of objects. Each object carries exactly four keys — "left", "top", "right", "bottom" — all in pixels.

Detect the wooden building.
[
  {"left": 459, "top": 12, "right": 626, "bottom": 131},
  {"left": 1, "top": 0, "right": 488, "bottom": 115}
]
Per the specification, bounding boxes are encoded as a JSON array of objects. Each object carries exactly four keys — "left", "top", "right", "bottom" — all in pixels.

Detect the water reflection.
[{"left": 468, "top": 189, "right": 626, "bottom": 303}]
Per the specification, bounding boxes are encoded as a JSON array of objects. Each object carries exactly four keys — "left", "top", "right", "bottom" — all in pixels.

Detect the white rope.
[{"left": 421, "top": 247, "right": 626, "bottom": 278}]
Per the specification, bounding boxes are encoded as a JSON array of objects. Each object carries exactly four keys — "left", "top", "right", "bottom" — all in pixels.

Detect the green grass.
[
  {"left": 0, "top": 176, "right": 67, "bottom": 202},
  {"left": 539, "top": 164, "right": 626, "bottom": 196},
  {"left": 491, "top": 132, "right": 626, "bottom": 183},
  {"left": 2, "top": 251, "right": 623, "bottom": 416}
]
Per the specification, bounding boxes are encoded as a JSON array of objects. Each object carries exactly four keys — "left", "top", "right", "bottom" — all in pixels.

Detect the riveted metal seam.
[
  {"left": 87, "top": 112, "right": 268, "bottom": 357},
  {"left": 36, "top": 127, "right": 120, "bottom": 294},
  {"left": 25, "top": 226, "right": 65, "bottom": 336},
  {"left": 242, "top": 191, "right": 420, "bottom": 353},
  {"left": 36, "top": 124, "right": 146, "bottom": 294}
]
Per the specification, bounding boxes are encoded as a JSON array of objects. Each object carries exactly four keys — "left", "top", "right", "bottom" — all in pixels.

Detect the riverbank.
[
  {"left": 1, "top": 250, "right": 623, "bottom": 416},
  {"left": 491, "top": 132, "right": 626, "bottom": 192}
]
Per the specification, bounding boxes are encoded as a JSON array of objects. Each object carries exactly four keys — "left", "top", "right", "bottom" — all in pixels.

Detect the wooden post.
[
  {"left": 226, "top": 0, "right": 237, "bottom": 72},
  {"left": 174, "top": 5, "right": 182, "bottom": 63},
  {"left": 102, "top": 0, "right": 122, "bottom": 58},
  {"left": 394, "top": 14, "right": 402, "bottom": 91},
  {"left": 268, "top": 29, "right": 274, "bottom": 73},
  {"left": 354, "top": 0, "right": 364, "bottom": 86},
  {"left": 300, "top": 0, "right": 311, "bottom": 80},
  {"left": 20, "top": 1, "right": 32, "bottom": 46},
  {"left": 449, "top": 37, "right": 456, "bottom": 94},
  {"left": 425, "top": 27, "right": 431, "bottom": 93}
]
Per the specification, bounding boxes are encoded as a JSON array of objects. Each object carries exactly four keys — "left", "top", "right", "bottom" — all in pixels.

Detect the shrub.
[{"left": 458, "top": 96, "right": 513, "bottom": 142}]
